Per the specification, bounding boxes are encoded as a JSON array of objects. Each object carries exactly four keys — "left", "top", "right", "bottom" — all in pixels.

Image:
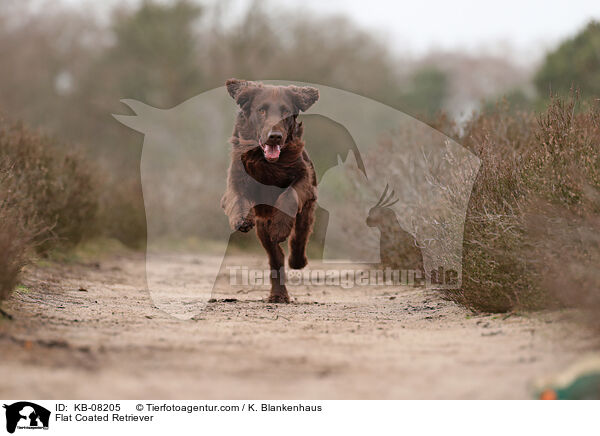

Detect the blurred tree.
[
  {"left": 69, "top": 0, "right": 206, "bottom": 173},
  {"left": 200, "top": 2, "right": 406, "bottom": 110},
  {"left": 483, "top": 88, "right": 533, "bottom": 114},
  {"left": 535, "top": 21, "right": 600, "bottom": 100},
  {"left": 400, "top": 67, "right": 448, "bottom": 117},
  {"left": 0, "top": 1, "right": 101, "bottom": 134},
  {"left": 89, "top": 0, "right": 204, "bottom": 109}
]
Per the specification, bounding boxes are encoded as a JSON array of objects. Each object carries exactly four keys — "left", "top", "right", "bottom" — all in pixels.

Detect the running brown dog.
[{"left": 221, "top": 79, "right": 319, "bottom": 303}]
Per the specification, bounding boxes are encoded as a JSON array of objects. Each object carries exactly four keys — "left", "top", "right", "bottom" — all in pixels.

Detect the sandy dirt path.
[{"left": 0, "top": 252, "right": 597, "bottom": 399}]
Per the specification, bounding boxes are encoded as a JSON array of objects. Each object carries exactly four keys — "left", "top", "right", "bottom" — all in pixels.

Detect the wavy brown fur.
[{"left": 221, "top": 79, "right": 319, "bottom": 303}]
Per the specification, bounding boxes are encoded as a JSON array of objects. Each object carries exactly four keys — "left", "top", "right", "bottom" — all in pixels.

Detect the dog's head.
[{"left": 226, "top": 79, "right": 319, "bottom": 162}]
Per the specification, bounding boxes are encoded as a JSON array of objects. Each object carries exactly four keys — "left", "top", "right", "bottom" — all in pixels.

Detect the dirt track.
[{"left": 0, "top": 252, "right": 597, "bottom": 399}]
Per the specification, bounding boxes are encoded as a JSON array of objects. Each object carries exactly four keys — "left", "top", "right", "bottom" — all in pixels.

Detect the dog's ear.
[
  {"left": 226, "top": 79, "right": 251, "bottom": 100},
  {"left": 226, "top": 79, "right": 259, "bottom": 112},
  {"left": 289, "top": 86, "right": 319, "bottom": 112}
]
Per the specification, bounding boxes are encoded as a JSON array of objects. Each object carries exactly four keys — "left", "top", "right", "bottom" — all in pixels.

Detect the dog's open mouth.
[{"left": 261, "top": 141, "right": 281, "bottom": 162}]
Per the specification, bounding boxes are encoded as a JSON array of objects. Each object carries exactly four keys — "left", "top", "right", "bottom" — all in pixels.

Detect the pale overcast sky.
[{"left": 59, "top": 0, "right": 600, "bottom": 62}]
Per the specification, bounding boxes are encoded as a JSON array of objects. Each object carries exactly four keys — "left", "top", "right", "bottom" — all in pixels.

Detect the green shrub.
[{"left": 534, "top": 21, "right": 600, "bottom": 101}]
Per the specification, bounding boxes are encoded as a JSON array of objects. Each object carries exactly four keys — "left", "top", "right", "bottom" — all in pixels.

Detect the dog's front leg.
[
  {"left": 256, "top": 219, "right": 289, "bottom": 303},
  {"left": 269, "top": 187, "right": 299, "bottom": 242},
  {"left": 221, "top": 192, "right": 255, "bottom": 232},
  {"left": 288, "top": 197, "right": 316, "bottom": 269},
  {"left": 221, "top": 157, "right": 256, "bottom": 232}
]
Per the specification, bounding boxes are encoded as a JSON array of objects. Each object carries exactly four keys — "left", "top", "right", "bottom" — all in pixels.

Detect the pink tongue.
[{"left": 264, "top": 144, "right": 281, "bottom": 160}]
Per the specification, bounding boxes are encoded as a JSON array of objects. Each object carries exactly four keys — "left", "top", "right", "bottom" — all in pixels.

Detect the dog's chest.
[{"left": 242, "top": 155, "right": 296, "bottom": 189}]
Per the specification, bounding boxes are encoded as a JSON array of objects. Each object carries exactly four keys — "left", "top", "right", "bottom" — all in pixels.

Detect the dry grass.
[
  {"left": 0, "top": 115, "right": 98, "bottom": 303},
  {"left": 0, "top": 117, "right": 98, "bottom": 250},
  {"left": 525, "top": 200, "right": 600, "bottom": 326},
  {"left": 446, "top": 95, "right": 600, "bottom": 313},
  {"left": 0, "top": 194, "right": 33, "bottom": 303},
  {"left": 446, "top": 104, "right": 541, "bottom": 311},
  {"left": 365, "top": 95, "right": 600, "bottom": 315}
]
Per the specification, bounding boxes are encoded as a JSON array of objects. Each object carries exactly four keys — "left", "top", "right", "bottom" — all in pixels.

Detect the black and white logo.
[{"left": 3, "top": 402, "right": 50, "bottom": 434}]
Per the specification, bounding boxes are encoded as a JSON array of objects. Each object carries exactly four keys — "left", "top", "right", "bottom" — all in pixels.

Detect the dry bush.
[
  {"left": 525, "top": 198, "right": 600, "bottom": 326},
  {"left": 96, "top": 177, "right": 146, "bottom": 249},
  {"left": 445, "top": 104, "right": 542, "bottom": 311},
  {"left": 0, "top": 166, "right": 37, "bottom": 303},
  {"left": 0, "top": 207, "right": 30, "bottom": 302},
  {"left": 521, "top": 97, "right": 600, "bottom": 321},
  {"left": 0, "top": 115, "right": 98, "bottom": 303},
  {"left": 0, "top": 116, "right": 98, "bottom": 252},
  {"left": 446, "top": 96, "right": 600, "bottom": 312},
  {"left": 376, "top": 97, "right": 600, "bottom": 314},
  {"left": 0, "top": 149, "right": 39, "bottom": 303}
]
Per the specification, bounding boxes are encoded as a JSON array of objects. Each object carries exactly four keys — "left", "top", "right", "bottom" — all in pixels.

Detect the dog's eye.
[{"left": 258, "top": 108, "right": 266, "bottom": 116}]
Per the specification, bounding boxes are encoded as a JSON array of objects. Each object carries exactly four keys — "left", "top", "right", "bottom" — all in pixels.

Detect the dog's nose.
[{"left": 268, "top": 131, "right": 283, "bottom": 142}]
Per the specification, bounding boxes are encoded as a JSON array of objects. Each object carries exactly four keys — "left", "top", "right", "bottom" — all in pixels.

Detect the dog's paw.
[
  {"left": 232, "top": 216, "right": 254, "bottom": 233},
  {"left": 268, "top": 293, "right": 290, "bottom": 304},
  {"left": 288, "top": 253, "right": 307, "bottom": 270},
  {"left": 269, "top": 216, "right": 294, "bottom": 242}
]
